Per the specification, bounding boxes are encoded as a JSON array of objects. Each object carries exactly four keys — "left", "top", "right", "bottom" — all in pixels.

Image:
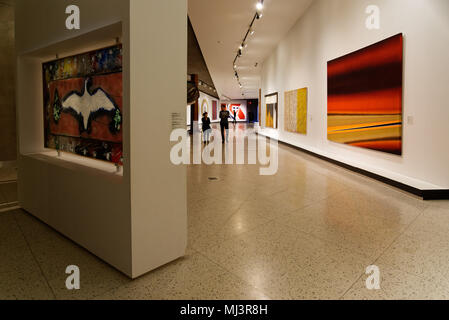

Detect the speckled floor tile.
[
  {"left": 426, "top": 200, "right": 449, "bottom": 210},
  {"left": 28, "top": 236, "right": 129, "bottom": 300},
  {"left": 0, "top": 271, "right": 55, "bottom": 300},
  {"left": 0, "top": 214, "right": 54, "bottom": 300},
  {"left": 201, "top": 221, "right": 371, "bottom": 300},
  {"left": 96, "top": 252, "right": 269, "bottom": 300},
  {"left": 281, "top": 196, "right": 407, "bottom": 259},
  {"left": 0, "top": 211, "right": 28, "bottom": 250},
  {"left": 11, "top": 209, "right": 62, "bottom": 245},
  {"left": 188, "top": 207, "right": 272, "bottom": 252},
  {"left": 405, "top": 205, "right": 449, "bottom": 240},
  {"left": 376, "top": 230, "right": 449, "bottom": 288}
]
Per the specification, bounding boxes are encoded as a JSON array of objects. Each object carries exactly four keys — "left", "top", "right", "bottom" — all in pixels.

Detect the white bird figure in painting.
[{"left": 62, "top": 78, "right": 116, "bottom": 131}]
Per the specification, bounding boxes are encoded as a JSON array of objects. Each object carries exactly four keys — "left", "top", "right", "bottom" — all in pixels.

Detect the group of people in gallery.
[{"left": 201, "top": 105, "right": 237, "bottom": 144}]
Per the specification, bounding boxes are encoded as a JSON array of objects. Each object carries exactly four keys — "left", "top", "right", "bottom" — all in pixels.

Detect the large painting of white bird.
[{"left": 61, "top": 78, "right": 118, "bottom": 132}]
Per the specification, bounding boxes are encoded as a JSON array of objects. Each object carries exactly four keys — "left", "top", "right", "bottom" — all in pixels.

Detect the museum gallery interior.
[{"left": 0, "top": 0, "right": 449, "bottom": 300}]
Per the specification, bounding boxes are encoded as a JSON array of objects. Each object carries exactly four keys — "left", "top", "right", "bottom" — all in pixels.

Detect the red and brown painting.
[
  {"left": 43, "top": 45, "right": 123, "bottom": 163},
  {"left": 327, "top": 34, "right": 403, "bottom": 155}
]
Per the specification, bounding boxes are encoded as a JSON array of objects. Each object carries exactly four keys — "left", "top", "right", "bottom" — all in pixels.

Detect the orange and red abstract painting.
[{"left": 327, "top": 34, "right": 403, "bottom": 155}]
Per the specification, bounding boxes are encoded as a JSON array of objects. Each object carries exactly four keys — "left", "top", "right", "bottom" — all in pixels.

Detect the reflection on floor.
[{"left": 1, "top": 125, "right": 449, "bottom": 299}]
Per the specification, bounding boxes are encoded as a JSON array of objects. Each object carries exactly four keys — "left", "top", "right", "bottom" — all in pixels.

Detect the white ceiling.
[{"left": 188, "top": 0, "right": 314, "bottom": 100}]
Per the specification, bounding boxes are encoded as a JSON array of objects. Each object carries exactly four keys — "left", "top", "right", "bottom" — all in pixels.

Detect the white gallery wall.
[{"left": 260, "top": 0, "right": 449, "bottom": 189}]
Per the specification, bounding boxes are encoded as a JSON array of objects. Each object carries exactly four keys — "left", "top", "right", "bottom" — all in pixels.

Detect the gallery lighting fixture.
[
  {"left": 197, "top": 79, "right": 217, "bottom": 95},
  {"left": 232, "top": 1, "right": 266, "bottom": 92}
]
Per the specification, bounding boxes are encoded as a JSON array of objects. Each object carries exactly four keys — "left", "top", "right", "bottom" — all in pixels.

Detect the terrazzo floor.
[{"left": 1, "top": 125, "right": 449, "bottom": 300}]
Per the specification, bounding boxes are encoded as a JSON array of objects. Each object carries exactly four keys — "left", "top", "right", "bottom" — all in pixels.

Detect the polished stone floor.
[{"left": 1, "top": 124, "right": 449, "bottom": 300}]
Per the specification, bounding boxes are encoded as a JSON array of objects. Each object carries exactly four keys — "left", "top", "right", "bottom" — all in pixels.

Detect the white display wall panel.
[
  {"left": 16, "top": 0, "right": 187, "bottom": 278},
  {"left": 198, "top": 91, "right": 219, "bottom": 123},
  {"left": 260, "top": 0, "right": 449, "bottom": 190}
]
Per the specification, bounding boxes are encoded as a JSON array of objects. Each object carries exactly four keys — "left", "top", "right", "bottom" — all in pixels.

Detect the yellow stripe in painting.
[
  {"left": 328, "top": 120, "right": 401, "bottom": 133},
  {"left": 328, "top": 114, "right": 401, "bottom": 128},
  {"left": 328, "top": 125, "right": 401, "bottom": 144},
  {"left": 328, "top": 124, "right": 401, "bottom": 135}
]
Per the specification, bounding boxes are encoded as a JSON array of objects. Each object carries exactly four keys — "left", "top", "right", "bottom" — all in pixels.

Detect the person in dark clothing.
[
  {"left": 219, "top": 105, "right": 230, "bottom": 143},
  {"left": 201, "top": 112, "right": 211, "bottom": 144},
  {"left": 233, "top": 110, "right": 237, "bottom": 125}
]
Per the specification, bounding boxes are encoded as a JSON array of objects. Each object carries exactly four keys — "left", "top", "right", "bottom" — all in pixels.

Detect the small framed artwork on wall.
[{"left": 265, "top": 92, "right": 279, "bottom": 129}]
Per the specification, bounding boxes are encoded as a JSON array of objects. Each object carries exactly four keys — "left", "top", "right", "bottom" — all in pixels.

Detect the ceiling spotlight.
[
  {"left": 250, "top": 29, "right": 255, "bottom": 36},
  {"left": 256, "top": 13, "right": 262, "bottom": 19},
  {"left": 238, "top": 49, "right": 242, "bottom": 56},
  {"left": 239, "top": 44, "right": 244, "bottom": 50},
  {"left": 256, "top": 1, "right": 264, "bottom": 11}
]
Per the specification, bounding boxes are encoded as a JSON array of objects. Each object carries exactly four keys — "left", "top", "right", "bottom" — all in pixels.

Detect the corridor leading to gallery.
[{"left": 1, "top": 124, "right": 448, "bottom": 299}]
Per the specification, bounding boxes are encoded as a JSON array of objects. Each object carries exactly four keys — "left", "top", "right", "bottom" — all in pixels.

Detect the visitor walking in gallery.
[
  {"left": 201, "top": 112, "right": 211, "bottom": 144},
  {"left": 233, "top": 110, "right": 237, "bottom": 126},
  {"left": 219, "top": 105, "right": 230, "bottom": 143}
]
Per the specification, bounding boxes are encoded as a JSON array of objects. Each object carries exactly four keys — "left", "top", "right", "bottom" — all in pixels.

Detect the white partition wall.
[
  {"left": 15, "top": 0, "right": 187, "bottom": 278},
  {"left": 128, "top": 0, "right": 187, "bottom": 277}
]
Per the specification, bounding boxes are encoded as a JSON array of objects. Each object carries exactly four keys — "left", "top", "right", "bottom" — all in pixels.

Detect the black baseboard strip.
[
  {"left": 257, "top": 132, "right": 449, "bottom": 200},
  {"left": 422, "top": 190, "right": 449, "bottom": 201}
]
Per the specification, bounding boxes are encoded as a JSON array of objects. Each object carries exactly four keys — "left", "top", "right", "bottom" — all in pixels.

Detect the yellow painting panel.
[
  {"left": 266, "top": 105, "right": 274, "bottom": 128},
  {"left": 284, "top": 88, "right": 307, "bottom": 135},
  {"left": 296, "top": 88, "right": 307, "bottom": 135}
]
